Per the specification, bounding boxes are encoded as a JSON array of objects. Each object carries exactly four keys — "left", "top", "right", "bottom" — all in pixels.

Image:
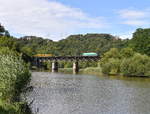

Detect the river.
[{"left": 25, "top": 72, "right": 150, "bottom": 114}]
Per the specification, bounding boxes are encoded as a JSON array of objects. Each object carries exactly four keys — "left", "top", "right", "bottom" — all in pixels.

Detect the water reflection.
[{"left": 26, "top": 72, "right": 150, "bottom": 114}]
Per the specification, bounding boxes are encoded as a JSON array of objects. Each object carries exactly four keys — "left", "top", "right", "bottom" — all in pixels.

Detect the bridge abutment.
[
  {"left": 52, "top": 61, "right": 58, "bottom": 73},
  {"left": 73, "top": 61, "right": 79, "bottom": 74}
]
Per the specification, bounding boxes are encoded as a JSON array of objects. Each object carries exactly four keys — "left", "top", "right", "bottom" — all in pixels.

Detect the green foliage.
[
  {"left": 81, "top": 67, "right": 102, "bottom": 75},
  {"left": 100, "top": 48, "right": 150, "bottom": 76},
  {"left": 17, "top": 36, "right": 55, "bottom": 56},
  {"left": 120, "top": 47, "right": 134, "bottom": 58},
  {"left": 129, "top": 28, "right": 150, "bottom": 55},
  {"left": 0, "top": 24, "right": 5, "bottom": 36},
  {"left": 0, "top": 24, "right": 10, "bottom": 37},
  {"left": 57, "top": 34, "right": 127, "bottom": 56},
  {"left": 0, "top": 100, "right": 32, "bottom": 114},
  {"left": 101, "top": 58, "right": 120, "bottom": 75},
  {"left": 100, "top": 48, "right": 120, "bottom": 66},
  {"left": 120, "top": 54, "right": 150, "bottom": 76},
  {"left": 0, "top": 36, "right": 17, "bottom": 50},
  {"left": 17, "top": 34, "right": 127, "bottom": 57},
  {"left": 0, "top": 48, "right": 31, "bottom": 113}
]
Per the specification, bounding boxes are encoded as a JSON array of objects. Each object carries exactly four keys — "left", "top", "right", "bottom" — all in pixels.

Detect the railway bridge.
[{"left": 32, "top": 56, "right": 100, "bottom": 74}]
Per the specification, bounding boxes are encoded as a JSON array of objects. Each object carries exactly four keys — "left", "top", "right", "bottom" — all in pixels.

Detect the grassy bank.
[
  {"left": 0, "top": 48, "right": 31, "bottom": 114},
  {"left": 59, "top": 68, "right": 73, "bottom": 74},
  {"left": 80, "top": 67, "right": 102, "bottom": 75},
  {"left": 59, "top": 65, "right": 150, "bottom": 78},
  {"left": 59, "top": 67, "right": 102, "bottom": 76}
]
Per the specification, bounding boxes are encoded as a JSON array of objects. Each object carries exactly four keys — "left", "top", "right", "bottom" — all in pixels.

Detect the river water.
[{"left": 26, "top": 72, "right": 150, "bottom": 114}]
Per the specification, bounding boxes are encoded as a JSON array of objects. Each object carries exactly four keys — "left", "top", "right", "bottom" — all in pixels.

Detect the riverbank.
[
  {"left": 59, "top": 67, "right": 150, "bottom": 78},
  {"left": 59, "top": 67, "right": 103, "bottom": 76}
]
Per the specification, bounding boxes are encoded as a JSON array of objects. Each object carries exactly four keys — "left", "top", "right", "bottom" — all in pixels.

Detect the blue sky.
[
  {"left": 54, "top": 0, "right": 150, "bottom": 37},
  {"left": 0, "top": 0, "right": 150, "bottom": 40}
]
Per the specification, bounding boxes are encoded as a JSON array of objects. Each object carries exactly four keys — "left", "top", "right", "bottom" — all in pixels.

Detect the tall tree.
[
  {"left": 0, "top": 23, "right": 5, "bottom": 36},
  {"left": 130, "top": 28, "right": 150, "bottom": 55}
]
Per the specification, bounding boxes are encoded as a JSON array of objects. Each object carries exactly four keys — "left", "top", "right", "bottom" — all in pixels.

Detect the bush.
[
  {"left": 120, "top": 54, "right": 150, "bottom": 76},
  {"left": 120, "top": 48, "right": 134, "bottom": 58},
  {"left": 100, "top": 48, "right": 150, "bottom": 77},
  {"left": 101, "top": 58, "right": 120, "bottom": 75},
  {"left": 100, "top": 48, "right": 120, "bottom": 65},
  {"left": 0, "top": 47, "right": 31, "bottom": 113}
]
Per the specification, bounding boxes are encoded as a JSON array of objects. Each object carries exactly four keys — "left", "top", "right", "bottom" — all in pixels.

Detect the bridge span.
[{"left": 32, "top": 56, "right": 100, "bottom": 74}]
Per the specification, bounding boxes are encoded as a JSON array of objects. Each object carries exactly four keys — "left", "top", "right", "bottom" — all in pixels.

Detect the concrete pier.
[
  {"left": 52, "top": 61, "right": 58, "bottom": 73},
  {"left": 73, "top": 61, "right": 79, "bottom": 74}
]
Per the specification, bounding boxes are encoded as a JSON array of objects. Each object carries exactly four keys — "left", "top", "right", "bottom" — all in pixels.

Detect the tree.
[
  {"left": 120, "top": 53, "right": 150, "bottom": 76},
  {"left": 5, "top": 30, "right": 10, "bottom": 37},
  {"left": 120, "top": 48, "right": 134, "bottom": 58},
  {"left": 0, "top": 23, "right": 10, "bottom": 37},
  {"left": 0, "top": 24, "right": 5, "bottom": 36},
  {"left": 0, "top": 36, "right": 17, "bottom": 50},
  {"left": 130, "top": 28, "right": 150, "bottom": 55}
]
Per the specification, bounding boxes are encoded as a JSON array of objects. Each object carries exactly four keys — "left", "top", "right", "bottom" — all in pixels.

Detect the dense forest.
[{"left": 16, "top": 34, "right": 128, "bottom": 56}]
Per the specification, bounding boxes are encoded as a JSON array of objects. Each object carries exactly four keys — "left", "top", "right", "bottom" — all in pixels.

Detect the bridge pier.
[
  {"left": 73, "top": 61, "right": 79, "bottom": 74},
  {"left": 52, "top": 61, "right": 58, "bottom": 73},
  {"left": 35, "top": 58, "right": 41, "bottom": 68}
]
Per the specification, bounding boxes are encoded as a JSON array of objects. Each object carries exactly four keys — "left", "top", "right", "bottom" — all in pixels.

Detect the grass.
[
  {"left": 80, "top": 67, "right": 102, "bottom": 75},
  {"left": 59, "top": 68, "right": 73, "bottom": 74},
  {"left": 59, "top": 67, "right": 102, "bottom": 76}
]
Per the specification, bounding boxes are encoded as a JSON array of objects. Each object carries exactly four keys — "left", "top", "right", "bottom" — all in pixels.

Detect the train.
[
  {"left": 34, "top": 52, "right": 98, "bottom": 57},
  {"left": 82, "top": 52, "right": 98, "bottom": 56},
  {"left": 34, "top": 54, "right": 53, "bottom": 57}
]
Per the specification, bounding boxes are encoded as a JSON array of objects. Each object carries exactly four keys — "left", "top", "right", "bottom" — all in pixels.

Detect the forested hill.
[
  {"left": 57, "top": 34, "right": 128, "bottom": 56},
  {"left": 16, "top": 34, "right": 128, "bottom": 56}
]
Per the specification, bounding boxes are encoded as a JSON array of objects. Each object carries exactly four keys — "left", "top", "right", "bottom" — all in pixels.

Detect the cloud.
[
  {"left": 118, "top": 9, "right": 150, "bottom": 26},
  {"left": 0, "top": 0, "right": 107, "bottom": 40},
  {"left": 119, "top": 9, "right": 148, "bottom": 19},
  {"left": 123, "top": 20, "right": 148, "bottom": 26},
  {"left": 119, "top": 32, "right": 133, "bottom": 39},
  {"left": 113, "top": 30, "right": 134, "bottom": 40}
]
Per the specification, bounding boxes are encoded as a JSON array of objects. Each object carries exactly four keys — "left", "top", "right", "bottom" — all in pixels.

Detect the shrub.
[
  {"left": 120, "top": 48, "right": 135, "bottom": 58},
  {"left": 0, "top": 48, "right": 31, "bottom": 113},
  {"left": 120, "top": 53, "right": 150, "bottom": 76},
  {"left": 100, "top": 47, "right": 150, "bottom": 77},
  {"left": 100, "top": 48, "right": 120, "bottom": 65},
  {"left": 101, "top": 58, "right": 120, "bottom": 75}
]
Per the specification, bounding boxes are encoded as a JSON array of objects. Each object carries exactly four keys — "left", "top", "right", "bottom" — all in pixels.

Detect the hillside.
[{"left": 16, "top": 34, "right": 128, "bottom": 56}]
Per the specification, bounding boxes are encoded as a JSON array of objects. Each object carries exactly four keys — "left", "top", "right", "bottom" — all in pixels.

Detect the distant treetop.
[{"left": 0, "top": 23, "right": 10, "bottom": 37}]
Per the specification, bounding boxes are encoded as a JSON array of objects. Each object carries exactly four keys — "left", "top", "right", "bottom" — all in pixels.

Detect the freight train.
[{"left": 34, "top": 52, "right": 98, "bottom": 57}]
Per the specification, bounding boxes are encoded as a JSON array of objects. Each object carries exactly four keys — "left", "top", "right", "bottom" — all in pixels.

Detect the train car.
[
  {"left": 34, "top": 54, "right": 53, "bottom": 57},
  {"left": 82, "top": 52, "right": 98, "bottom": 56}
]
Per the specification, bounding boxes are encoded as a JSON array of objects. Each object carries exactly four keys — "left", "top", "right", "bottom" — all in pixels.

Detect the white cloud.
[
  {"left": 118, "top": 9, "right": 150, "bottom": 26},
  {"left": 119, "top": 33, "right": 132, "bottom": 39},
  {"left": 0, "top": 0, "right": 107, "bottom": 40},
  {"left": 113, "top": 31, "right": 134, "bottom": 39},
  {"left": 123, "top": 20, "right": 149, "bottom": 26},
  {"left": 119, "top": 9, "right": 148, "bottom": 19}
]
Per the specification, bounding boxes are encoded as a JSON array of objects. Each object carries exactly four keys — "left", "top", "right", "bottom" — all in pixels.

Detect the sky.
[{"left": 0, "top": 0, "right": 150, "bottom": 41}]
